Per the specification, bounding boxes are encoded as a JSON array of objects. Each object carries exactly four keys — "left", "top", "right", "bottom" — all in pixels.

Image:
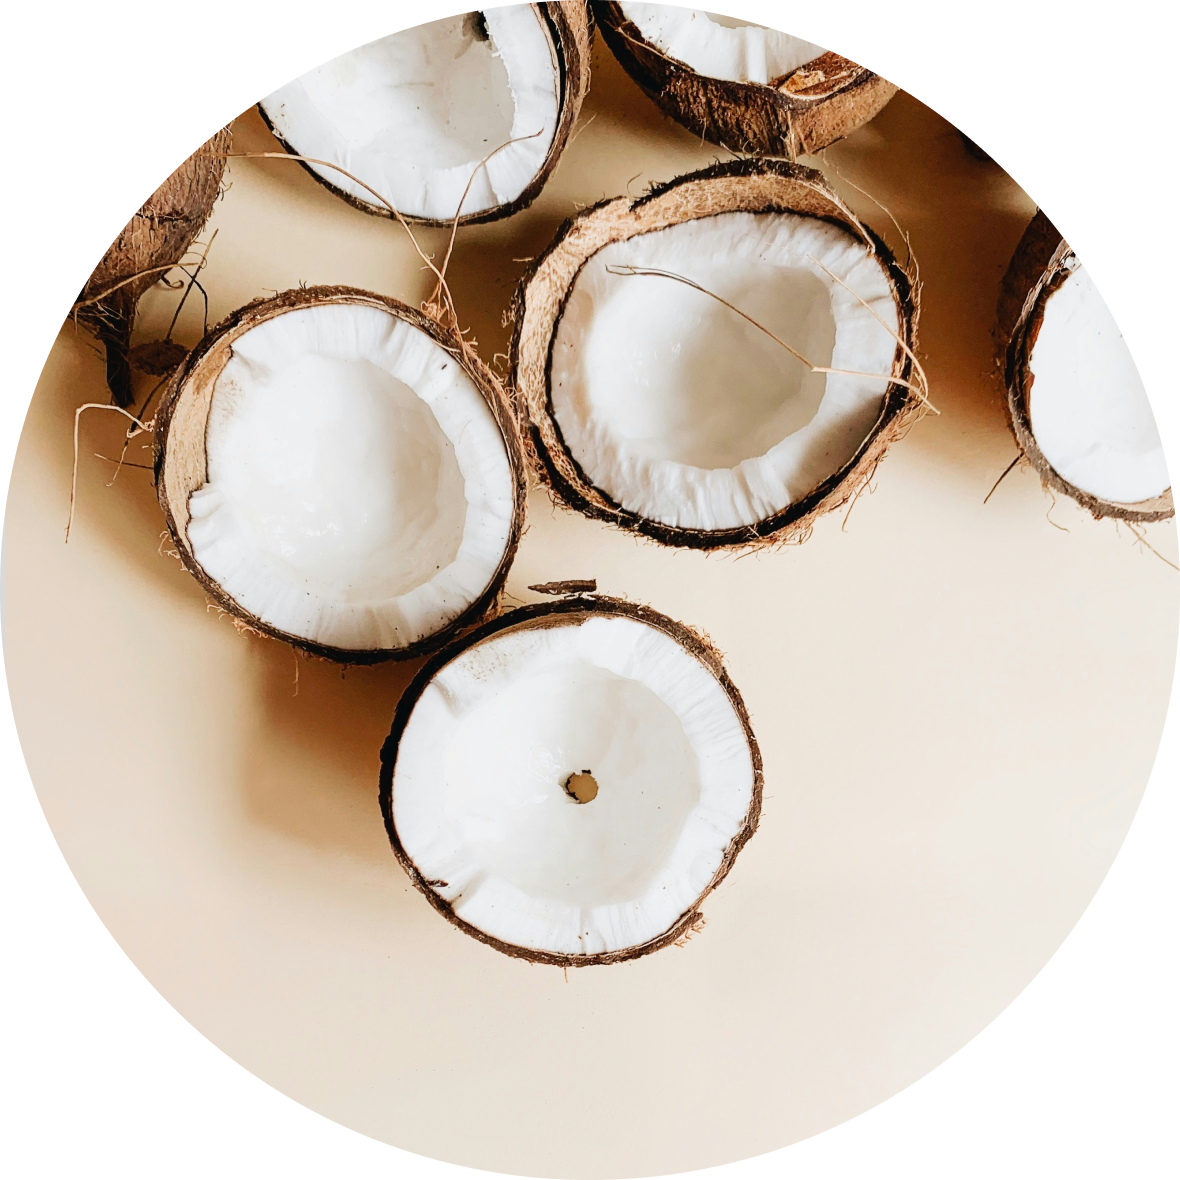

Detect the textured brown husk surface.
[
  {"left": 76, "top": 128, "right": 232, "bottom": 407},
  {"left": 510, "top": 156, "right": 921, "bottom": 549},
  {"left": 595, "top": 2, "right": 896, "bottom": 158},
  {"left": 258, "top": 2, "right": 594, "bottom": 227},
  {"left": 999, "top": 211, "right": 1174, "bottom": 522},
  {"left": 379, "top": 593, "right": 764, "bottom": 967},
  {"left": 154, "top": 285, "right": 530, "bottom": 663}
]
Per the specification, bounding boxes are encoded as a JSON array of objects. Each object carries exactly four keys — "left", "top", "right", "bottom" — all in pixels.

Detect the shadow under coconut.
[{"left": 238, "top": 634, "right": 426, "bottom": 867}]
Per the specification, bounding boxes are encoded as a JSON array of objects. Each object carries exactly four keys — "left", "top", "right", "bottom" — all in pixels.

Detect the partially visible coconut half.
[
  {"left": 511, "top": 157, "right": 919, "bottom": 548},
  {"left": 597, "top": 3, "right": 896, "bottom": 158},
  {"left": 76, "top": 128, "right": 231, "bottom": 407},
  {"left": 155, "top": 287, "right": 528, "bottom": 662},
  {"left": 999, "top": 211, "right": 1172, "bottom": 521},
  {"left": 258, "top": 4, "right": 592, "bottom": 226},
  {"left": 380, "top": 593, "right": 762, "bottom": 965}
]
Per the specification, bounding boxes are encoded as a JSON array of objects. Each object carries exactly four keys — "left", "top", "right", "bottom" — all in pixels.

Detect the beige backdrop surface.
[{"left": 5, "top": 31, "right": 1178, "bottom": 1180}]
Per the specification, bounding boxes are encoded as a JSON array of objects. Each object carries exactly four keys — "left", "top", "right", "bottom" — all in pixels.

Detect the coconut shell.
[
  {"left": 596, "top": 3, "right": 896, "bottom": 159},
  {"left": 154, "top": 286, "right": 530, "bottom": 664},
  {"left": 378, "top": 593, "right": 764, "bottom": 967},
  {"left": 76, "top": 128, "right": 231, "bottom": 407},
  {"left": 259, "top": 2, "right": 594, "bottom": 227},
  {"left": 999, "top": 211, "right": 1174, "bottom": 523},
  {"left": 510, "top": 156, "right": 921, "bottom": 549}
]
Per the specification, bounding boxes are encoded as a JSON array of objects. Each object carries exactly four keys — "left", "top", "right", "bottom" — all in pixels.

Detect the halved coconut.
[
  {"left": 511, "top": 158, "right": 919, "bottom": 548},
  {"left": 76, "top": 127, "right": 232, "bottom": 407},
  {"left": 380, "top": 593, "right": 762, "bottom": 965},
  {"left": 597, "top": 3, "right": 896, "bottom": 158},
  {"left": 258, "top": 4, "right": 592, "bottom": 225},
  {"left": 999, "top": 211, "right": 1172, "bottom": 521},
  {"left": 155, "top": 287, "right": 528, "bottom": 662}
]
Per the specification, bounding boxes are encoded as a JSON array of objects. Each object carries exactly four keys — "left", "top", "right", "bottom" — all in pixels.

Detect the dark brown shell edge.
[
  {"left": 378, "top": 594, "right": 764, "bottom": 967},
  {"left": 154, "top": 285, "right": 530, "bottom": 665},
  {"left": 1000, "top": 210, "right": 1174, "bottom": 523},
  {"left": 595, "top": 2, "right": 896, "bottom": 159},
  {"left": 508, "top": 156, "right": 921, "bottom": 550},
  {"left": 256, "top": 2, "right": 593, "bottom": 227},
  {"left": 76, "top": 127, "right": 232, "bottom": 407}
]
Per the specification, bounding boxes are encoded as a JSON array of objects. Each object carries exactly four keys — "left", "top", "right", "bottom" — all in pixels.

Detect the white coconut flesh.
[
  {"left": 393, "top": 613, "right": 756, "bottom": 956},
  {"left": 260, "top": 7, "right": 560, "bottom": 221},
  {"left": 549, "top": 211, "right": 900, "bottom": 531},
  {"left": 618, "top": 3, "right": 826, "bottom": 83},
  {"left": 1028, "top": 263, "right": 1169, "bottom": 504},
  {"left": 184, "top": 303, "right": 515, "bottom": 651}
]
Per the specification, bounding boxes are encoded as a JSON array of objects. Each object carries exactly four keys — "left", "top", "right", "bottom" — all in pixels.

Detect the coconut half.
[
  {"left": 597, "top": 3, "right": 896, "bottom": 158},
  {"left": 999, "top": 211, "right": 1172, "bottom": 521},
  {"left": 155, "top": 287, "right": 528, "bottom": 662},
  {"left": 511, "top": 158, "right": 918, "bottom": 548},
  {"left": 380, "top": 593, "right": 762, "bottom": 965},
  {"left": 76, "top": 127, "right": 231, "bottom": 407},
  {"left": 258, "top": 4, "right": 592, "bottom": 225}
]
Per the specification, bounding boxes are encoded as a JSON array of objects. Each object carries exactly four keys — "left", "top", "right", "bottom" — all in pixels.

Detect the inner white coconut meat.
[
  {"left": 392, "top": 613, "right": 755, "bottom": 957},
  {"left": 1028, "top": 263, "right": 1169, "bottom": 504},
  {"left": 260, "top": 7, "right": 560, "bottom": 220},
  {"left": 619, "top": 3, "right": 826, "bottom": 83},
  {"left": 185, "top": 303, "right": 514, "bottom": 652},
  {"left": 549, "top": 211, "right": 900, "bottom": 531}
]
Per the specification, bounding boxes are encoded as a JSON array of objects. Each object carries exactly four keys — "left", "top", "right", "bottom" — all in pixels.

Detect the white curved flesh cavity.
[
  {"left": 619, "top": 3, "right": 825, "bottom": 84},
  {"left": 260, "top": 7, "right": 560, "bottom": 220},
  {"left": 186, "top": 303, "right": 514, "bottom": 651},
  {"left": 1028, "top": 264, "right": 1169, "bottom": 504},
  {"left": 549, "top": 211, "right": 900, "bottom": 531},
  {"left": 393, "top": 614, "right": 756, "bottom": 957}
]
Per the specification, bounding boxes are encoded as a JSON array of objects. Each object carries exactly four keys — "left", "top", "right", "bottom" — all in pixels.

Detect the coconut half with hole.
[
  {"left": 511, "top": 157, "right": 920, "bottom": 548},
  {"left": 380, "top": 593, "right": 762, "bottom": 965},
  {"left": 155, "top": 286, "right": 528, "bottom": 662},
  {"left": 77, "top": 127, "right": 231, "bottom": 408},
  {"left": 597, "top": 3, "right": 896, "bottom": 158},
  {"left": 999, "top": 211, "right": 1172, "bottom": 521},
  {"left": 257, "top": 4, "right": 592, "bottom": 225}
]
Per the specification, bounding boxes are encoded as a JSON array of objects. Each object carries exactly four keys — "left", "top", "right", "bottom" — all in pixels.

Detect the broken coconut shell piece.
[
  {"left": 76, "top": 127, "right": 231, "bottom": 408},
  {"left": 596, "top": 3, "right": 896, "bottom": 158},
  {"left": 155, "top": 286, "right": 528, "bottom": 663},
  {"left": 999, "top": 211, "right": 1172, "bottom": 522},
  {"left": 511, "top": 157, "right": 920, "bottom": 548},
  {"left": 258, "top": 4, "right": 592, "bottom": 226},
  {"left": 380, "top": 594, "right": 762, "bottom": 965}
]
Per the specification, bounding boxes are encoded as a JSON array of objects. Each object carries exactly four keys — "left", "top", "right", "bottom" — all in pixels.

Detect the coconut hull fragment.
[
  {"left": 510, "top": 156, "right": 921, "bottom": 549},
  {"left": 155, "top": 286, "right": 529, "bottom": 663},
  {"left": 76, "top": 128, "right": 231, "bottom": 407},
  {"left": 596, "top": 3, "right": 895, "bottom": 158},
  {"left": 258, "top": 2, "right": 594, "bottom": 227},
  {"left": 999, "top": 211, "right": 1173, "bottom": 522},
  {"left": 379, "top": 593, "right": 763, "bottom": 966}
]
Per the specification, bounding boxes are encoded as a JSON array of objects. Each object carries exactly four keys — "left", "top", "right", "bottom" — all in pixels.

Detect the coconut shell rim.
[
  {"left": 378, "top": 592, "right": 764, "bottom": 967},
  {"left": 154, "top": 284, "right": 530, "bottom": 666}
]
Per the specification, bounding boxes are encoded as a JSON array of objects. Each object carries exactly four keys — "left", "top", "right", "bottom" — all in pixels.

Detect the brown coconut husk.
[
  {"left": 596, "top": 3, "right": 895, "bottom": 159},
  {"left": 154, "top": 285, "right": 530, "bottom": 664},
  {"left": 509, "top": 156, "right": 922, "bottom": 550},
  {"left": 999, "top": 211, "right": 1174, "bottom": 523},
  {"left": 378, "top": 593, "right": 763, "bottom": 967},
  {"left": 75, "top": 128, "right": 232, "bottom": 408},
  {"left": 258, "top": 2, "right": 594, "bottom": 227}
]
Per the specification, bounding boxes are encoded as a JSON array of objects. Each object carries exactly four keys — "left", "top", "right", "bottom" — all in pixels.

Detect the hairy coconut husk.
[
  {"left": 259, "top": 2, "right": 594, "bottom": 227},
  {"left": 379, "top": 593, "right": 764, "bottom": 967},
  {"left": 999, "top": 211, "right": 1174, "bottom": 523},
  {"left": 76, "top": 128, "right": 231, "bottom": 407},
  {"left": 510, "top": 156, "right": 922, "bottom": 549},
  {"left": 154, "top": 285, "right": 530, "bottom": 664},
  {"left": 595, "top": 3, "right": 895, "bottom": 159}
]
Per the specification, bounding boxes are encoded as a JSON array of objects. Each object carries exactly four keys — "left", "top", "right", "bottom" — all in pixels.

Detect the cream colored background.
[{"left": 4, "top": 33, "right": 1177, "bottom": 1180}]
